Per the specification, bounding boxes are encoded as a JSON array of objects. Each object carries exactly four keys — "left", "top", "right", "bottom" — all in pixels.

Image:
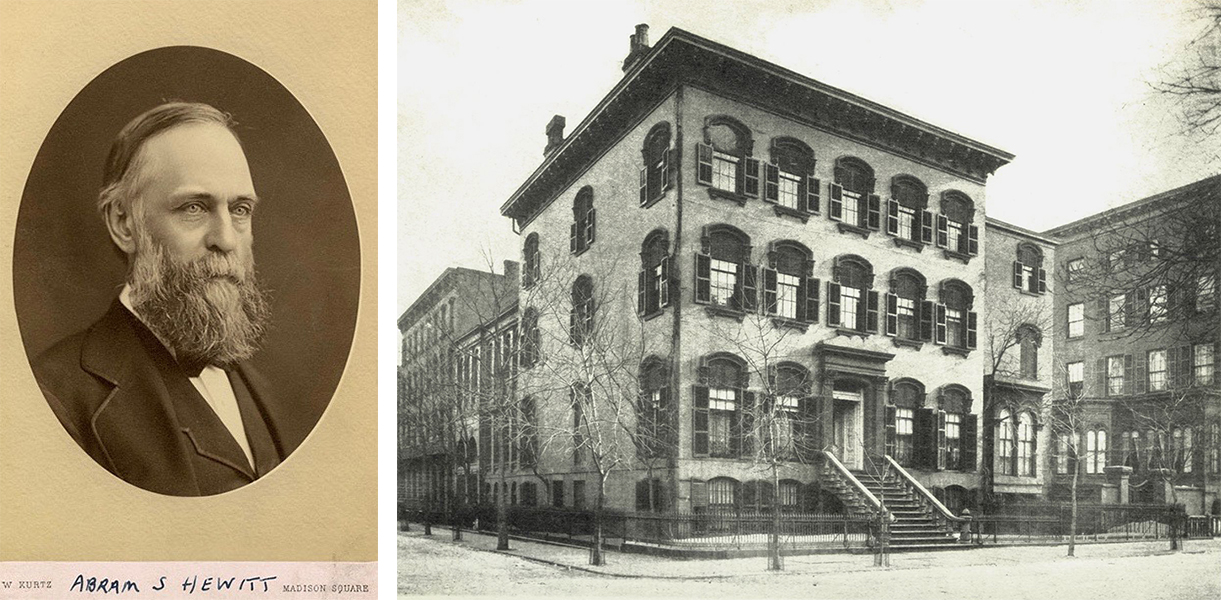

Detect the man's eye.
[
  {"left": 232, "top": 204, "right": 253, "bottom": 217},
  {"left": 183, "top": 203, "right": 206, "bottom": 215}
]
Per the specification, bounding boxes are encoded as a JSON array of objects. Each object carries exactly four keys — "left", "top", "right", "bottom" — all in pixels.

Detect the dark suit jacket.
[{"left": 33, "top": 299, "right": 292, "bottom": 496}]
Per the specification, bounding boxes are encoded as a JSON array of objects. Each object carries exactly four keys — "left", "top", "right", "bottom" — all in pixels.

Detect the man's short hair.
[{"left": 97, "top": 102, "right": 238, "bottom": 217}]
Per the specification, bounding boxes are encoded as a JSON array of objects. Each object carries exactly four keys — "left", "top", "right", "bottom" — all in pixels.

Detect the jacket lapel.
[{"left": 82, "top": 301, "right": 256, "bottom": 493}]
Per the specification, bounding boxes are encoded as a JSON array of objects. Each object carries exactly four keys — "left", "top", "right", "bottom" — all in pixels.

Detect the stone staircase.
[{"left": 848, "top": 468, "right": 964, "bottom": 552}]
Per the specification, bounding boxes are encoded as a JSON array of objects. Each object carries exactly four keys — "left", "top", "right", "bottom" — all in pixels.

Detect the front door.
[{"left": 832, "top": 390, "right": 863, "bottom": 469}]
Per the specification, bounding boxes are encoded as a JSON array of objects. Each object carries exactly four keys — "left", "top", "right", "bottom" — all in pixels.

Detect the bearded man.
[{"left": 33, "top": 102, "right": 287, "bottom": 496}]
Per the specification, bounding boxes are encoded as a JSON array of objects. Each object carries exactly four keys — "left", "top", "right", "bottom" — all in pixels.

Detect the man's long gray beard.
[{"left": 128, "top": 232, "right": 271, "bottom": 370}]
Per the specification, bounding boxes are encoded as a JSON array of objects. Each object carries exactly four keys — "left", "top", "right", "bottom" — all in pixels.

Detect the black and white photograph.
[{"left": 397, "top": 1, "right": 1221, "bottom": 598}]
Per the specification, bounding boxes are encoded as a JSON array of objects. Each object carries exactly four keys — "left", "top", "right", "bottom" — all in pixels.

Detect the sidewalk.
[{"left": 399, "top": 526, "right": 1221, "bottom": 580}]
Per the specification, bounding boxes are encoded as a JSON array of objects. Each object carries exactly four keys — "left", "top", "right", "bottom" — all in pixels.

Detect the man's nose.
[{"left": 205, "top": 210, "right": 239, "bottom": 253}]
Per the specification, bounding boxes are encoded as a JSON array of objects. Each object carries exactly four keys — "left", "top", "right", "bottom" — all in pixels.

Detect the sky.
[{"left": 398, "top": 0, "right": 1218, "bottom": 314}]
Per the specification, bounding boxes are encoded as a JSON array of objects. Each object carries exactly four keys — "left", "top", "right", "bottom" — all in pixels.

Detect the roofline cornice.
[
  {"left": 986, "top": 217, "right": 1059, "bottom": 247},
  {"left": 1043, "top": 174, "right": 1221, "bottom": 240}
]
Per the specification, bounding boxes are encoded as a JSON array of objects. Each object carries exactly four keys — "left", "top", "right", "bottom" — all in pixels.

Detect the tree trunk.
[
  {"left": 1069, "top": 459, "right": 1078, "bottom": 557},
  {"left": 1169, "top": 479, "right": 1181, "bottom": 551},
  {"left": 768, "top": 464, "right": 782, "bottom": 571},
  {"left": 497, "top": 471, "right": 510, "bottom": 550},
  {"left": 423, "top": 460, "right": 433, "bottom": 536},
  {"left": 450, "top": 459, "right": 462, "bottom": 541},
  {"left": 590, "top": 476, "right": 606, "bottom": 566}
]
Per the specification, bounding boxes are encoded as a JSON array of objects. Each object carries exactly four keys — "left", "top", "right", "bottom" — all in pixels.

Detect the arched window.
[
  {"left": 570, "top": 383, "right": 590, "bottom": 465},
  {"left": 522, "top": 233, "right": 540, "bottom": 288},
  {"left": 637, "top": 357, "right": 671, "bottom": 458},
  {"left": 1211, "top": 421, "right": 1221, "bottom": 474},
  {"left": 779, "top": 479, "right": 801, "bottom": 512},
  {"left": 707, "top": 477, "right": 739, "bottom": 510},
  {"left": 694, "top": 225, "right": 754, "bottom": 312},
  {"left": 828, "top": 255, "right": 878, "bottom": 333},
  {"left": 1085, "top": 428, "right": 1107, "bottom": 474},
  {"left": 741, "top": 480, "right": 775, "bottom": 512},
  {"left": 519, "top": 396, "right": 537, "bottom": 469},
  {"left": 1017, "top": 411, "right": 1037, "bottom": 477},
  {"left": 637, "top": 229, "right": 672, "bottom": 317},
  {"left": 569, "top": 275, "right": 594, "bottom": 346},
  {"left": 1018, "top": 324, "right": 1041, "bottom": 379},
  {"left": 764, "top": 137, "right": 820, "bottom": 214},
  {"left": 695, "top": 116, "right": 758, "bottom": 200},
  {"left": 769, "top": 362, "right": 812, "bottom": 457},
  {"left": 1012, "top": 242, "right": 1046, "bottom": 294},
  {"left": 694, "top": 353, "right": 750, "bottom": 458},
  {"left": 888, "top": 379, "right": 923, "bottom": 466},
  {"left": 762, "top": 240, "right": 817, "bottom": 323},
  {"left": 886, "top": 175, "right": 931, "bottom": 245},
  {"left": 640, "top": 122, "right": 672, "bottom": 207},
  {"left": 570, "top": 186, "right": 595, "bottom": 255},
  {"left": 884, "top": 267, "right": 930, "bottom": 342},
  {"left": 829, "top": 157, "right": 879, "bottom": 231},
  {"left": 995, "top": 408, "right": 1014, "bottom": 475},
  {"left": 936, "top": 191, "right": 979, "bottom": 257},
  {"left": 939, "top": 385, "right": 976, "bottom": 471},
  {"left": 935, "top": 279, "right": 977, "bottom": 351},
  {"left": 520, "top": 307, "right": 540, "bottom": 368}
]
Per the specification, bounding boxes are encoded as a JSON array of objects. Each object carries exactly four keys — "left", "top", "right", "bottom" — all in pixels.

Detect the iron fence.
[{"left": 970, "top": 503, "right": 1195, "bottom": 544}]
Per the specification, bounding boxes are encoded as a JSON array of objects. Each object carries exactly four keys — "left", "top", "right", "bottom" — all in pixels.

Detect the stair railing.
[
  {"left": 822, "top": 450, "right": 884, "bottom": 515},
  {"left": 883, "top": 455, "right": 965, "bottom": 530}
]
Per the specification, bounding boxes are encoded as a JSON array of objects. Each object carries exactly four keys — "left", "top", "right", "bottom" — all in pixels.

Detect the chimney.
[
  {"left": 544, "top": 115, "right": 565, "bottom": 157},
  {"left": 622, "top": 23, "right": 650, "bottom": 73}
]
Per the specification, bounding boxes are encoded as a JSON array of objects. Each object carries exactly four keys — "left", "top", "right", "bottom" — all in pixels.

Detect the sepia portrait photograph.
[
  {"left": 397, "top": 0, "right": 1220, "bottom": 598},
  {"left": 0, "top": 0, "right": 377, "bottom": 576}
]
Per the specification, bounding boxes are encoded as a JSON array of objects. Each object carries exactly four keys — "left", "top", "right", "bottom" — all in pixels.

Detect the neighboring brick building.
[{"left": 1043, "top": 176, "right": 1221, "bottom": 515}]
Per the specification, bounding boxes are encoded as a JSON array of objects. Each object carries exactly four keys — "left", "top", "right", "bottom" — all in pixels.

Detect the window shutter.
[
  {"left": 1193, "top": 426, "right": 1205, "bottom": 474},
  {"left": 884, "top": 293, "right": 898, "bottom": 336},
  {"left": 1038, "top": 268, "right": 1047, "bottom": 294},
  {"left": 744, "top": 157, "right": 760, "bottom": 198},
  {"left": 913, "top": 408, "right": 932, "bottom": 468},
  {"left": 569, "top": 308, "right": 576, "bottom": 345},
  {"left": 935, "top": 304, "right": 947, "bottom": 345},
  {"left": 865, "top": 290, "right": 880, "bottom": 333},
  {"left": 694, "top": 254, "right": 711, "bottom": 305},
  {"left": 886, "top": 200, "right": 900, "bottom": 235},
  {"left": 804, "top": 277, "right": 821, "bottom": 324},
  {"left": 937, "top": 410, "right": 948, "bottom": 471},
  {"left": 664, "top": 148, "right": 677, "bottom": 190},
  {"left": 1013, "top": 262, "right": 1023, "bottom": 289},
  {"left": 637, "top": 269, "right": 647, "bottom": 316},
  {"left": 659, "top": 256, "right": 672, "bottom": 309},
  {"left": 806, "top": 176, "right": 821, "bottom": 214},
  {"left": 936, "top": 215, "right": 948, "bottom": 248},
  {"left": 967, "top": 224, "right": 979, "bottom": 255},
  {"left": 866, "top": 194, "right": 882, "bottom": 230},
  {"left": 762, "top": 267, "right": 778, "bottom": 315},
  {"left": 967, "top": 311, "right": 978, "bottom": 350},
  {"left": 569, "top": 223, "right": 577, "bottom": 254},
  {"left": 636, "top": 480, "right": 650, "bottom": 511},
  {"left": 828, "top": 183, "right": 843, "bottom": 221},
  {"left": 585, "top": 208, "right": 596, "bottom": 245},
  {"left": 1167, "top": 347, "right": 1179, "bottom": 388},
  {"left": 920, "top": 210, "right": 933, "bottom": 244},
  {"left": 962, "top": 415, "right": 978, "bottom": 471},
  {"left": 1097, "top": 358, "right": 1108, "bottom": 396},
  {"left": 696, "top": 143, "right": 713, "bottom": 185},
  {"left": 1181, "top": 345, "right": 1194, "bottom": 387},
  {"left": 693, "top": 385, "right": 709, "bottom": 456},
  {"left": 1124, "top": 292, "right": 1136, "bottom": 328},
  {"left": 743, "top": 264, "right": 759, "bottom": 312},
  {"left": 920, "top": 300, "right": 935, "bottom": 342},
  {"left": 764, "top": 163, "right": 779, "bottom": 203},
  {"left": 1124, "top": 354, "right": 1134, "bottom": 395},
  {"left": 1029, "top": 422, "right": 1039, "bottom": 477},
  {"left": 739, "top": 391, "right": 756, "bottom": 456},
  {"left": 885, "top": 405, "right": 897, "bottom": 458},
  {"left": 1135, "top": 352, "right": 1147, "bottom": 395},
  {"left": 690, "top": 480, "right": 708, "bottom": 508},
  {"left": 827, "top": 282, "right": 842, "bottom": 326},
  {"left": 1100, "top": 297, "right": 1111, "bottom": 332},
  {"left": 639, "top": 165, "right": 649, "bottom": 206}
]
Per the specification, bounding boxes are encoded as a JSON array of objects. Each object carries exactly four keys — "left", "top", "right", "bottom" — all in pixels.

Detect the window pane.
[
  {"left": 777, "top": 272, "right": 799, "bottom": 319},
  {"left": 898, "top": 205, "right": 916, "bottom": 240},
  {"left": 710, "top": 258, "right": 737, "bottom": 307},
  {"left": 1150, "top": 285, "right": 1168, "bottom": 323},
  {"left": 1196, "top": 343, "right": 1215, "bottom": 385},
  {"left": 1068, "top": 303, "right": 1084, "bottom": 338},
  {"left": 1148, "top": 349, "right": 1167, "bottom": 391},
  {"left": 946, "top": 308, "right": 964, "bottom": 348},
  {"left": 895, "top": 408, "right": 914, "bottom": 465},
  {"left": 1108, "top": 356, "right": 1125, "bottom": 395},
  {"left": 842, "top": 190, "right": 861, "bottom": 226},
  {"left": 896, "top": 297, "right": 916, "bottom": 340},
  {"left": 841, "top": 286, "right": 861, "bottom": 330},
  {"left": 1110, "top": 295, "right": 1125, "bottom": 330},
  {"left": 712, "top": 152, "right": 738, "bottom": 192},
  {"left": 778, "top": 170, "right": 801, "bottom": 210}
]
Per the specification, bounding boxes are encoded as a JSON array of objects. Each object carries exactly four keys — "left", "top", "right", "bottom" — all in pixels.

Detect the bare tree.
[
  {"left": 1042, "top": 360, "right": 1091, "bottom": 557},
  {"left": 699, "top": 309, "right": 822, "bottom": 571},
  {"left": 1153, "top": 1, "right": 1221, "bottom": 150}
]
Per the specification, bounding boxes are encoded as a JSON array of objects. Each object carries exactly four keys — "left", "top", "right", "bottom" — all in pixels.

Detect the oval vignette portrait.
[{"left": 12, "top": 46, "right": 360, "bottom": 497}]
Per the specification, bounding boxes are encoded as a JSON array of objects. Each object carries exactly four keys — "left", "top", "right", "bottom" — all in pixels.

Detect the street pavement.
[{"left": 399, "top": 526, "right": 1221, "bottom": 598}]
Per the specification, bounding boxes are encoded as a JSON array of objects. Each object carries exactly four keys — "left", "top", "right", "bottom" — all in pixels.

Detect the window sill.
[
  {"left": 891, "top": 337, "right": 924, "bottom": 350},
  {"left": 705, "top": 187, "right": 748, "bottom": 206},
  {"left": 572, "top": 246, "right": 590, "bottom": 257},
  {"left": 891, "top": 237, "right": 925, "bottom": 252},
  {"left": 941, "top": 249, "right": 972, "bottom": 264},
  {"left": 837, "top": 222, "right": 871, "bottom": 239},
  {"left": 834, "top": 327, "right": 870, "bottom": 340},
  {"left": 704, "top": 305, "right": 745, "bottom": 322},
  {"left": 640, "top": 186, "right": 672, "bottom": 210},
  {"left": 640, "top": 308, "right": 666, "bottom": 322},
  {"left": 940, "top": 346, "right": 971, "bottom": 357},
  {"left": 1017, "top": 289, "right": 1044, "bottom": 298},
  {"left": 771, "top": 317, "right": 810, "bottom": 333},
  {"left": 771, "top": 205, "right": 810, "bottom": 223}
]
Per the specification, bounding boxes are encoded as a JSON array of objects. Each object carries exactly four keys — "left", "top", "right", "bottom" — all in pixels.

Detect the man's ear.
[{"left": 104, "top": 203, "right": 138, "bottom": 255}]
